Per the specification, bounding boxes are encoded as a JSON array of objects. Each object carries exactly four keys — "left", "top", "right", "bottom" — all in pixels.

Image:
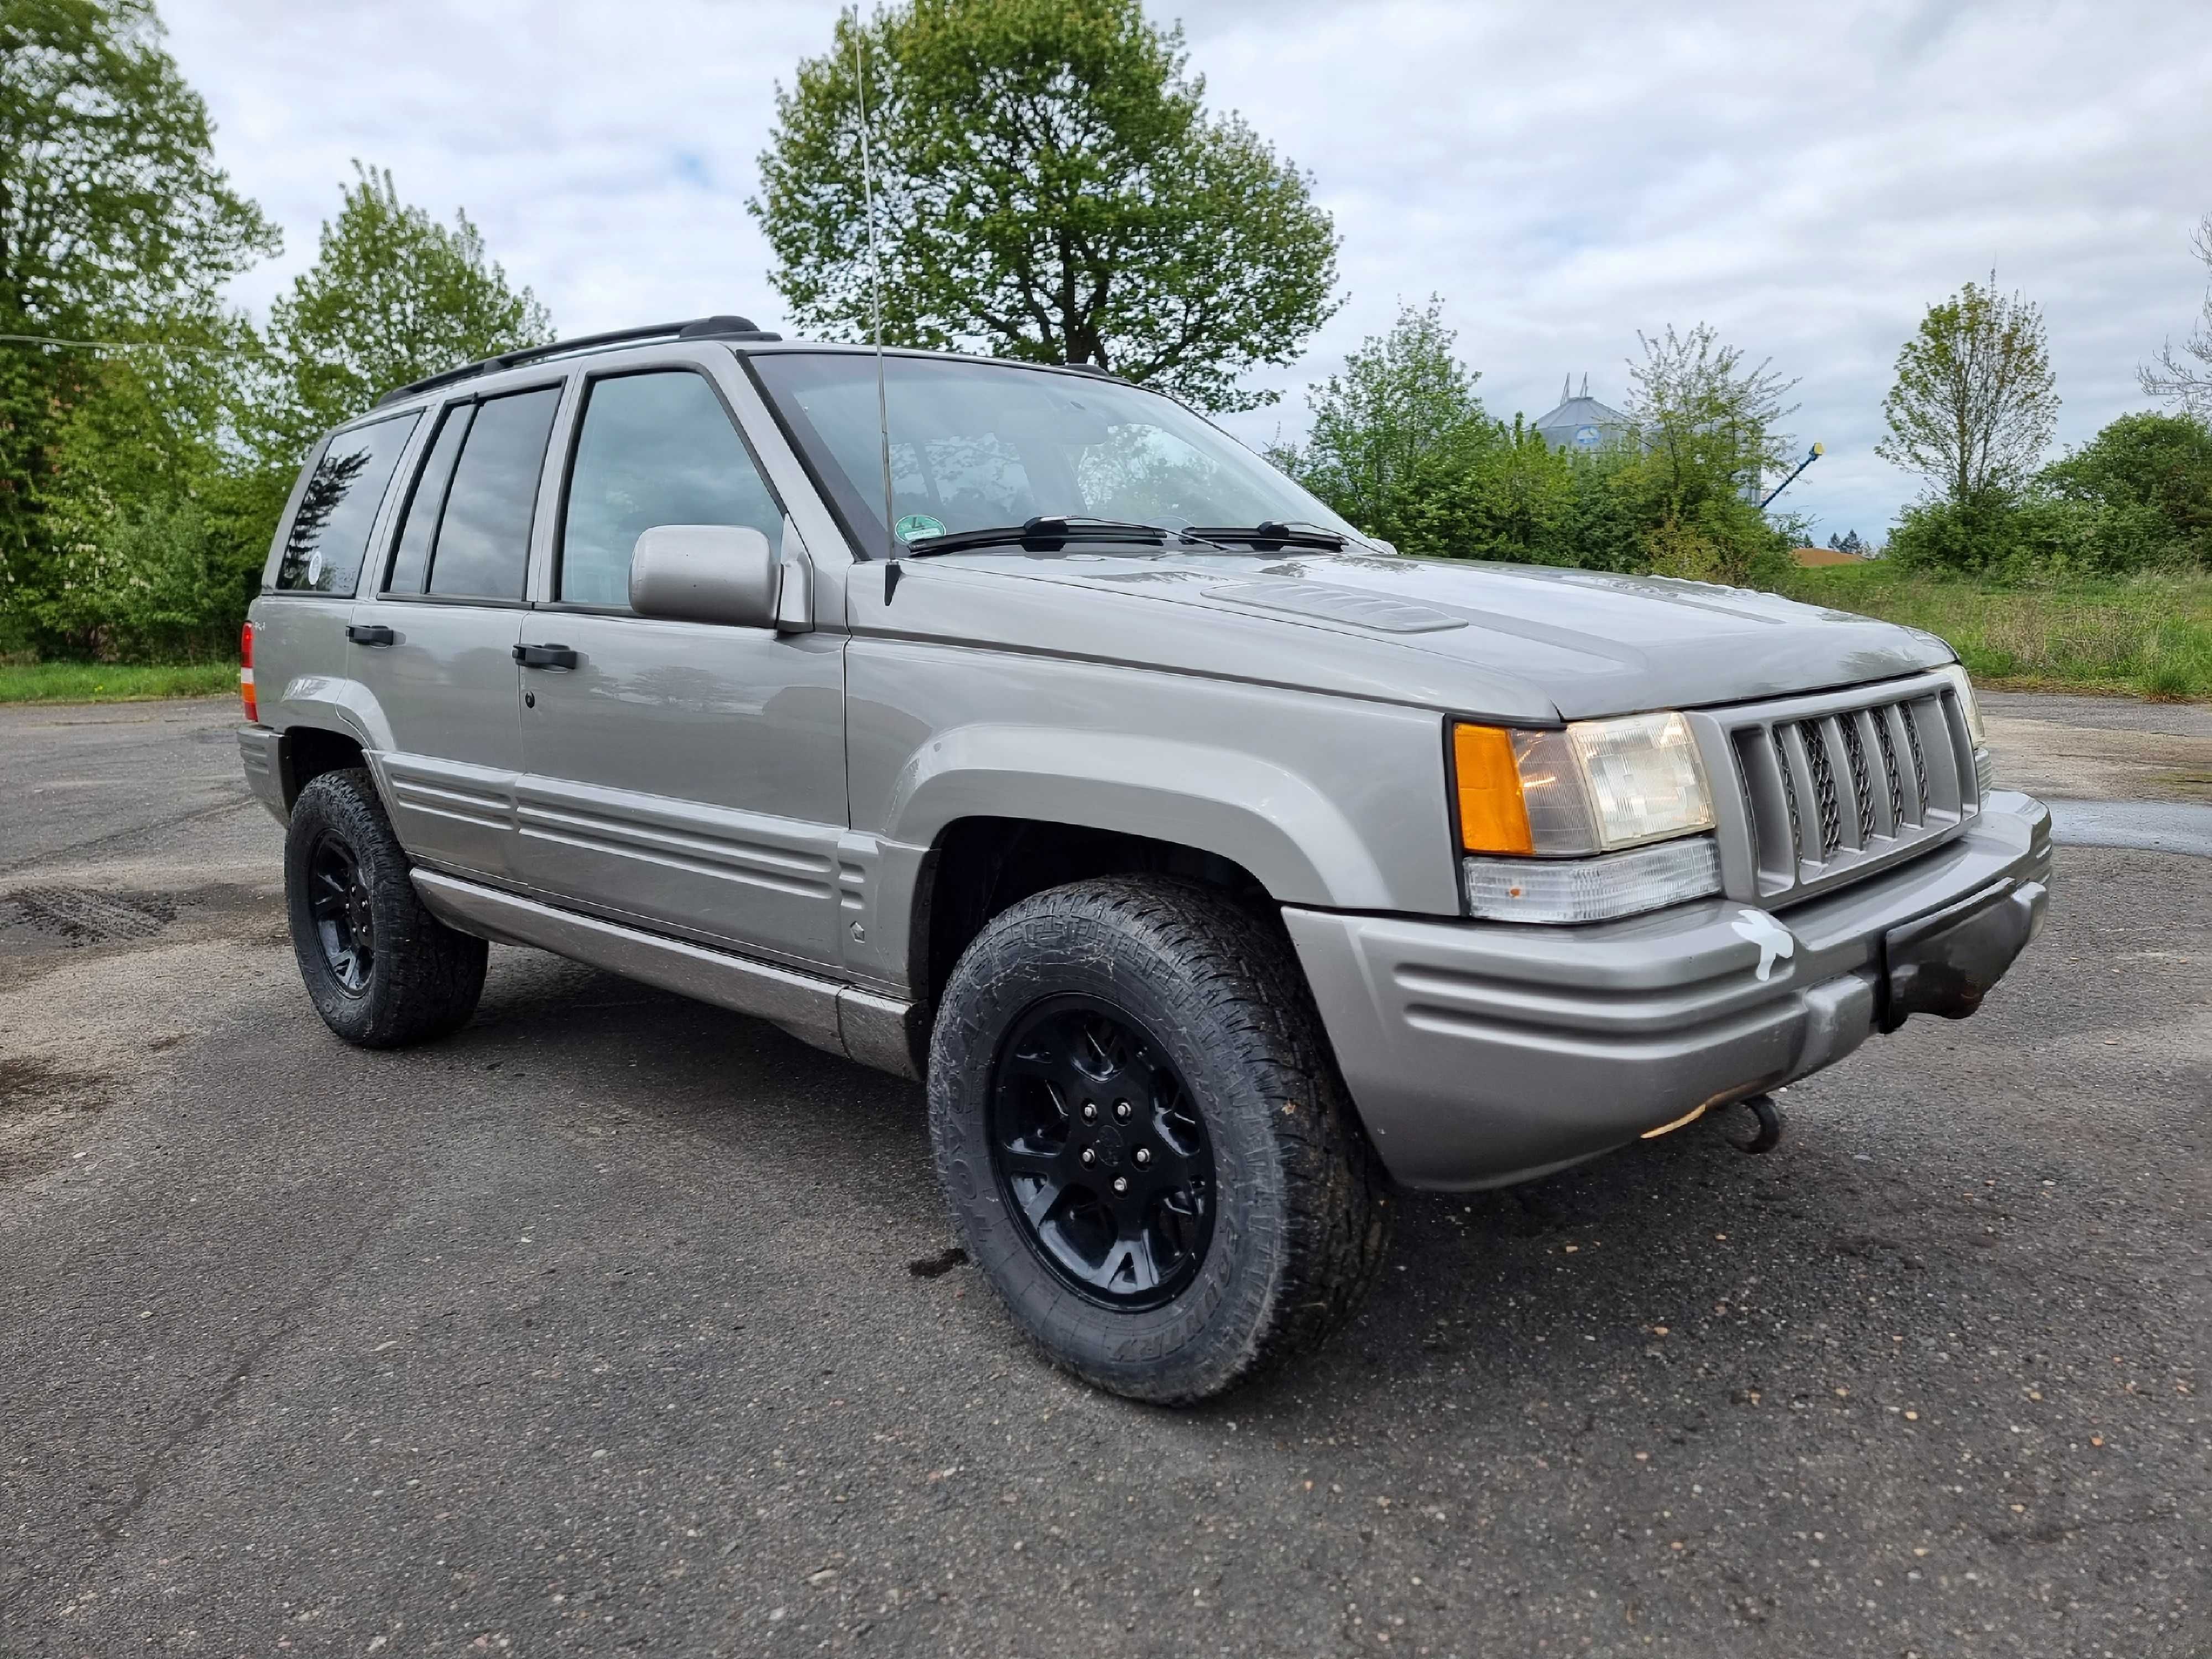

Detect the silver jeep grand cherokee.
[{"left": 238, "top": 316, "right": 2051, "bottom": 1402}]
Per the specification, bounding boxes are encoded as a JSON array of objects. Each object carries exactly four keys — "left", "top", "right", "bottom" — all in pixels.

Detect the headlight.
[
  {"left": 1455, "top": 711, "right": 1715, "bottom": 856},
  {"left": 1933, "top": 661, "right": 1994, "bottom": 793},
  {"left": 1453, "top": 711, "right": 1721, "bottom": 922},
  {"left": 1933, "top": 662, "right": 1987, "bottom": 748}
]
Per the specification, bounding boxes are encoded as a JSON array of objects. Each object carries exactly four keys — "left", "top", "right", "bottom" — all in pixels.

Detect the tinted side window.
[
  {"left": 273, "top": 413, "right": 419, "bottom": 593},
  {"left": 425, "top": 387, "right": 562, "bottom": 601},
  {"left": 385, "top": 403, "right": 474, "bottom": 594},
  {"left": 559, "top": 372, "right": 783, "bottom": 607}
]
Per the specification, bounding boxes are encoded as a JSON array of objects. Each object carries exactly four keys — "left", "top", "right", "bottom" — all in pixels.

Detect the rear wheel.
[
  {"left": 284, "top": 768, "right": 487, "bottom": 1047},
  {"left": 927, "top": 876, "right": 1391, "bottom": 1403}
]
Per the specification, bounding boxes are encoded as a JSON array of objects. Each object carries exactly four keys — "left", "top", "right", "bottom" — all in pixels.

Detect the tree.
[
  {"left": 2040, "top": 410, "right": 2212, "bottom": 564},
  {"left": 253, "top": 164, "right": 553, "bottom": 465},
  {"left": 751, "top": 0, "right": 1338, "bottom": 412},
  {"left": 1620, "top": 324, "right": 1798, "bottom": 585},
  {"left": 1827, "top": 529, "right": 1865, "bottom": 554},
  {"left": 0, "top": 0, "right": 275, "bottom": 642},
  {"left": 1878, "top": 274, "right": 2058, "bottom": 503},
  {"left": 2141, "top": 215, "right": 2212, "bottom": 419},
  {"left": 1272, "top": 298, "right": 1490, "bottom": 542}
]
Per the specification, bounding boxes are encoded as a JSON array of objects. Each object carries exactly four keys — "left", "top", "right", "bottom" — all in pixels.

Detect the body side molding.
[{"left": 409, "top": 868, "right": 920, "bottom": 1079}]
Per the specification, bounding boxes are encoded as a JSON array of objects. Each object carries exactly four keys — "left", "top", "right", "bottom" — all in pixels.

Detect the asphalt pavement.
[{"left": 1, "top": 698, "right": 2205, "bottom": 1659}]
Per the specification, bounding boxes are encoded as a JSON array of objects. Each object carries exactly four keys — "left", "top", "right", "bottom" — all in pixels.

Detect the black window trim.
[
  {"left": 739, "top": 349, "right": 888, "bottom": 564},
  {"left": 371, "top": 375, "right": 568, "bottom": 608},
  {"left": 265, "top": 406, "right": 424, "bottom": 599},
  {"left": 539, "top": 360, "right": 787, "bottom": 617}
]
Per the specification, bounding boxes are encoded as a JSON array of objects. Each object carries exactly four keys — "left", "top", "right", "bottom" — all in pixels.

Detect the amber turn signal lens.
[{"left": 1453, "top": 723, "right": 1533, "bottom": 854}]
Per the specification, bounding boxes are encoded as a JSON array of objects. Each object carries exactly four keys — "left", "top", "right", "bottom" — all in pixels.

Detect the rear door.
[
  {"left": 510, "top": 364, "right": 847, "bottom": 971},
  {"left": 353, "top": 383, "right": 565, "bottom": 877},
  {"left": 255, "top": 411, "right": 421, "bottom": 736}
]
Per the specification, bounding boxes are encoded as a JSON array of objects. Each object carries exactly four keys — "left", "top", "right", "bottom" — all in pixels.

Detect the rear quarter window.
[{"left": 273, "top": 412, "right": 421, "bottom": 594}]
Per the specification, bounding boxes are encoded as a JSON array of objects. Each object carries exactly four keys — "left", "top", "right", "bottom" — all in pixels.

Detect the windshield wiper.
[
  {"left": 901, "top": 515, "right": 1229, "bottom": 558},
  {"left": 1182, "top": 521, "right": 1348, "bottom": 550}
]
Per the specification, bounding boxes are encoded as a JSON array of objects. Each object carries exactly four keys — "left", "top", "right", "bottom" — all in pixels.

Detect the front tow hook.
[{"left": 1731, "top": 1093, "right": 1785, "bottom": 1155}]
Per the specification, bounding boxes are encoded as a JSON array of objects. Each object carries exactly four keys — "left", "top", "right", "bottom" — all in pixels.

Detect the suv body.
[{"left": 241, "top": 321, "right": 2050, "bottom": 1399}]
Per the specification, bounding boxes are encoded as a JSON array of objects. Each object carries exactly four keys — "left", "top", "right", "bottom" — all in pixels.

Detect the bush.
[
  {"left": 28, "top": 493, "right": 267, "bottom": 662},
  {"left": 2040, "top": 411, "right": 2212, "bottom": 561},
  {"left": 1889, "top": 488, "right": 2183, "bottom": 580}
]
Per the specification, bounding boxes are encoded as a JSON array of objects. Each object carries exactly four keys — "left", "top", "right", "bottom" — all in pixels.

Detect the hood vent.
[{"left": 1203, "top": 580, "right": 1467, "bottom": 635}]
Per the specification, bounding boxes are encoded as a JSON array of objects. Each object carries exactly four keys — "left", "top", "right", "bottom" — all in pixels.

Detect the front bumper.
[{"left": 1285, "top": 791, "right": 2052, "bottom": 1192}]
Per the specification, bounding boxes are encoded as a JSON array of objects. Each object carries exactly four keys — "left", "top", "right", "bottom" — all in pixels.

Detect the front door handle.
[
  {"left": 346, "top": 624, "right": 394, "bottom": 646},
  {"left": 513, "top": 642, "right": 578, "bottom": 670}
]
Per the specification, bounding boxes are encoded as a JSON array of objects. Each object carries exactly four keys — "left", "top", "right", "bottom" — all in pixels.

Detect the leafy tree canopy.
[
  {"left": 254, "top": 163, "right": 553, "bottom": 463},
  {"left": 1877, "top": 274, "right": 2058, "bottom": 503},
  {"left": 0, "top": 0, "right": 274, "bottom": 330},
  {"left": 752, "top": 0, "right": 1339, "bottom": 412},
  {"left": 1273, "top": 297, "right": 1490, "bottom": 542},
  {"left": 2040, "top": 409, "right": 2212, "bottom": 558},
  {"left": 0, "top": 0, "right": 274, "bottom": 625}
]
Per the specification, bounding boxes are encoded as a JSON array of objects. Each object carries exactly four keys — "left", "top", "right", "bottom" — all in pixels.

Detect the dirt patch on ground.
[
  {"left": 1985, "top": 713, "right": 2212, "bottom": 802},
  {"left": 0, "top": 933, "right": 291, "bottom": 1183},
  {"left": 3, "top": 886, "right": 179, "bottom": 948}
]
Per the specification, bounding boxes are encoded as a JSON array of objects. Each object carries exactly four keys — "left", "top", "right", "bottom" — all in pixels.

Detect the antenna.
[{"left": 848, "top": 12, "right": 896, "bottom": 561}]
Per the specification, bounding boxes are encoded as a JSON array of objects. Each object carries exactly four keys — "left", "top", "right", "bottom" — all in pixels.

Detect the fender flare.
[{"left": 883, "top": 724, "right": 1391, "bottom": 910}]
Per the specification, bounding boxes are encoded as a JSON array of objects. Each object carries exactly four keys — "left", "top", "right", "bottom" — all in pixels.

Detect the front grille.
[{"left": 1725, "top": 677, "right": 1980, "bottom": 905}]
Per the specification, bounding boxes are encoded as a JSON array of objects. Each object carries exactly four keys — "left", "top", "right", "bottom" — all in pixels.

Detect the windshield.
[{"left": 748, "top": 351, "right": 1364, "bottom": 557}]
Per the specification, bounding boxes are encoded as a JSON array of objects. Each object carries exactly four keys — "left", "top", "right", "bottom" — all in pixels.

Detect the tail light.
[{"left": 240, "top": 620, "right": 258, "bottom": 723}]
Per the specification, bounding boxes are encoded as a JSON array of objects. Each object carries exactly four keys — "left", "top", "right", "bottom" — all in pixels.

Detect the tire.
[
  {"left": 284, "top": 767, "right": 487, "bottom": 1048},
  {"left": 927, "top": 875, "right": 1392, "bottom": 1404}
]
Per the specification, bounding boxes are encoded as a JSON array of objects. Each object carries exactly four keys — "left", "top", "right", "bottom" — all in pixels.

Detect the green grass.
[
  {"left": 1771, "top": 565, "right": 2212, "bottom": 701},
  {"left": 0, "top": 659, "right": 238, "bottom": 706}
]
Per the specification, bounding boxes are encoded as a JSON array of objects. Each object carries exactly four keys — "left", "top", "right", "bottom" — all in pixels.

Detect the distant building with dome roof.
[{"left": 1532, "top": 375, "right": 1630, "bottom": 454}]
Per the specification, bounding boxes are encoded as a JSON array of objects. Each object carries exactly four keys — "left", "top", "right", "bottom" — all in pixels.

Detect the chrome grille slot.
[
  {"left": 1717, "top": 674, "right": 1980, "bottom": 906},
  {"left": 1770, "top": 727, "right": 1801, "bottom": 860},
  {"left": 1874, "top": 711, "right": 1907, "bottom": 831},
  {"left": 1839, "top": 714, "right": 1878, "bottom": 843},
  {"left": 1798, "top": 717, "right": 1842, "bottom": 858}
]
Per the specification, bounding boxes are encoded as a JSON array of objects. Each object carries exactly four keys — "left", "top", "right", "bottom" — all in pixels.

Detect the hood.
[{"left": 855, "top": 549, "right": 1952, "bottom": 723}]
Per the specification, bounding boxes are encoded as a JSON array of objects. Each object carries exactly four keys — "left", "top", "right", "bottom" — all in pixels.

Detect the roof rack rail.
[{"left": 374, "top": 315, "right": 782, "bottom": 406}]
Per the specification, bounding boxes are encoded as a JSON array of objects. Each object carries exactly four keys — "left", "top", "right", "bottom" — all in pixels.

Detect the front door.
[
  {"left": 511, "top": 367, "right": 846, "bottom": 972},
  {"left": 352, "top": 385, "right": 563, "bottom": 877}
]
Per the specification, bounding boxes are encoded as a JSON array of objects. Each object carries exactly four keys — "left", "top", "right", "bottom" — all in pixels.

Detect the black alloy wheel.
[
  {"left": 988, "top": 994, "right": 1215, "bottom": 1310},
  {"left": 306, "top": 830, "right": 375, "bottom": 995},
  {"left": 284, "top": 767, "right": 487, "bottom": 1047}
]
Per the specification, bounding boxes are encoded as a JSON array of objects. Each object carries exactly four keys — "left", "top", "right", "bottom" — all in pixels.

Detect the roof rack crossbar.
[{"left": 374, "top": 315, "right": 779, "bottom": 406}]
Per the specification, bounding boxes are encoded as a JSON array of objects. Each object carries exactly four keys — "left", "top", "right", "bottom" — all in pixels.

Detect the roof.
[{"left": 1531, "top": 386, "right": 1631, "bottom": 453}]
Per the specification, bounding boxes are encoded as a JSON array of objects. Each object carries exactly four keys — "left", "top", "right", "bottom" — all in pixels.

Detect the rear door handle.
[
  {"left": 346, "top": 624, "right": 394, "bottom": 646},
  {"left": 513, "top": 642, "right": 578, "bottom": 670}
]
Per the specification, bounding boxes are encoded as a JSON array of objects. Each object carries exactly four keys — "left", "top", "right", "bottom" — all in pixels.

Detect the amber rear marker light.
[
  {"left": 239, "top": 620, "right": 257, "bottom": 724},
  {"left": 1453, "top": 723, "right": 1533, "bottom": 854}
]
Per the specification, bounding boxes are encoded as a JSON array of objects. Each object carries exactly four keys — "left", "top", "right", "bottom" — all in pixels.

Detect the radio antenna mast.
[{"left": 849, "top": 13, "right": 896, "bottom": 560}]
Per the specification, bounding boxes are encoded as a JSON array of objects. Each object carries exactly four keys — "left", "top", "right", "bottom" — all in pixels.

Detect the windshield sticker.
[{"left": 895, "top": 514, "right": 947, "bottom": 543}]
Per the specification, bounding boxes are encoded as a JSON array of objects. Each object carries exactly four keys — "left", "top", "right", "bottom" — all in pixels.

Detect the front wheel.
[
  {"left": 927, "top": 876, "right": 1391, "bottom": 1403},
  {"left": 284, "top": 767, "right": 487, "bottom": 1048}
]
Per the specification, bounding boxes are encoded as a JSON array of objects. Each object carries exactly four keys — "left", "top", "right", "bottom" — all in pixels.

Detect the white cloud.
[{"left": 161, "top": 0, "right": 2212, "bottom": 539}]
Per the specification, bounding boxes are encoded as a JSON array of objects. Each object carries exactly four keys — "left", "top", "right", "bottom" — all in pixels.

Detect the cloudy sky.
[{"left": 162, "top": 0, "right": 2212, "bottom": 542}]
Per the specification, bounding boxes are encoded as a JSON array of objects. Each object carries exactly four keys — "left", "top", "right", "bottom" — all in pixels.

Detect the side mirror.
[{"left": 629, "top": 525, "right": 778, "bottom": 627}]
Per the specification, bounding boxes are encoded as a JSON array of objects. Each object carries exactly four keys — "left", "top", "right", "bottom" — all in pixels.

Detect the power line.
[{"left": 0, "top": 333, "right": 227, "bottom": 354}]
